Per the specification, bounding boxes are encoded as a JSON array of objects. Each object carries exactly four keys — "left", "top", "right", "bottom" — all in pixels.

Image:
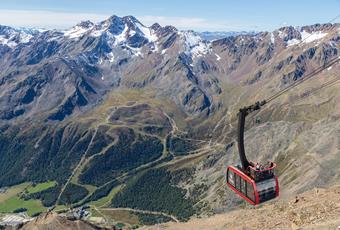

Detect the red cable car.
[{"left": 226, "top": 100, "right": 279, "bottom": 205}]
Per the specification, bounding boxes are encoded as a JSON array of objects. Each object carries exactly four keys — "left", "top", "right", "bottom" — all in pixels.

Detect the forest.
[
  {"left": 79, "top": 130, "right": 163, "bottom": 186},
  {"left": 111, "top": 168, "right": 195, "bottom": 221}
]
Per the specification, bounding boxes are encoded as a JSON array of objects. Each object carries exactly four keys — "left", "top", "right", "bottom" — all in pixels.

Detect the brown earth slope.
[{"left": 142, "top": 186, "right": 340, "bottom": 230}]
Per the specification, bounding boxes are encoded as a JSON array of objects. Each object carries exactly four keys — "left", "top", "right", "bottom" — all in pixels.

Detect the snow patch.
[
  {"left": 126, "top": 45, "right": 142, "bottom": 57},
  {"left": 270, "top": 32, "right": 275, "bottom": 44},
  {"left": 114, "top": 25, "right": 129, "bottom": 45},
  {"left": 287, "top": 38, "right": 300, "bottom": 47},
  {"left": 215, "top": 53, "right": 221, "bottom": 61},
  {"left": 286, "top": 30, "right": 328, "bottom": 47},
  {"left": 64, "top": 25, "right": 92, "bottom": 39},
  {"left": 300, "top": 30, "right": 327, "bottom": 43},
  {"left": 180, "top": 31, "right": 210, "bottom": 59},
  {"left": 128, "top": 29, "right": 136, "bottom": 37},
  {"left": 19, "top": 33, "right": 33, "bottom": 43},
  {"left": 136, "top": 22, "right": 158, "bottom": 42},
  {"left": 0, "top": 36, "right": 17, "bottom": 48},
  {"left": 90, "top": 21, "right": 110, "bottom": 37},
  {"left": 107, "top": 52, "right": 114, "bottom": 62},
  {"left": 91, "top": 28, "right": 106, "bottom": 37},
  {"left": 278, "top": 31, "right": 286, "bottom": 39},
  {"left": 135, "top": 23, "right": 158, "bottom": 52}
]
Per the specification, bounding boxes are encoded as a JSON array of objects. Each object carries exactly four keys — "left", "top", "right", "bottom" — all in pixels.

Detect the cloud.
[{"left": 0, "top": 9, "right": 248, "bottom": 31}]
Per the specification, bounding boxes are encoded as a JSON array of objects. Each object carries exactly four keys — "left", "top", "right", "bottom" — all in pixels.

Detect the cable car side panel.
[{"left": 226, "top": 166, "right": 257, "bottom": 205}]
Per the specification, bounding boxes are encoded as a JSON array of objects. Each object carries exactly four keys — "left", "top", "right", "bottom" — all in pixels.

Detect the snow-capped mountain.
[
  {"left": 63, "top": 16, "right": 158, "bottom": 47},
  {"left": 0, "top": 16, "right": 338, "bottom": 121},
  {"left": 0, "top": 25, "right": 36, "bottom": 48}
]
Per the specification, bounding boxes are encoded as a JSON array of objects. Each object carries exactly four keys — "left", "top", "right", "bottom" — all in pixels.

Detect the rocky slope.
[
  {"left": 142, "top": 186, "right": 340, "bottom": 230},
  {"left": 0, "top": 15, "right": 339, "bottom": 224}
]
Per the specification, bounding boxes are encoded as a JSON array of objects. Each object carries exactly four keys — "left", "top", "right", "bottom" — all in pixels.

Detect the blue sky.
[{"left": 0, "top": 0, "right": 339, "bottom": 31}]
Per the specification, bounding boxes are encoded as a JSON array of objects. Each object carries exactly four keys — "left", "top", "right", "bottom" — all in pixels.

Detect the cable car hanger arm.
[{"left": 237, "top": 100, "right": 266, "bottom": 171}]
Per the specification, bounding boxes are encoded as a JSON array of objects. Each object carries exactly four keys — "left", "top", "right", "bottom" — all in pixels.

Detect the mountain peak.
[
  {"left": 76, "top": 20, "right": 95, "bottom": 29},
  {"left": 151, "top": 23, "right": 162, "bottom": 31},
  {"left": 122, "top": 15, "right": 141, "bottom": 25},
  {"left": 105, "top": 15, "right": 122, "bottom": 23}
]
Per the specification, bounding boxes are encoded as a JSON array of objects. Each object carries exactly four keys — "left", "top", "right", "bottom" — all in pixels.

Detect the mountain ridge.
[{"left": 0, "top": 16, "right": 338, "bottom": 121}]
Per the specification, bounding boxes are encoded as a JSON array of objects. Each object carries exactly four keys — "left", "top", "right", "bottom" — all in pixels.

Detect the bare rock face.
[
  {"left": 278, "top": 26, "right": 302, "bottom": 42},
  {"left": 181, "top": 86, "right": 211, "bottom": 114}
]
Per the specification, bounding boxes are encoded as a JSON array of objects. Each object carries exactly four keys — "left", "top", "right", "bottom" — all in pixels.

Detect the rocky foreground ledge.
[{"left": 142, "top": 186, "right": 340, "bottom": 230}]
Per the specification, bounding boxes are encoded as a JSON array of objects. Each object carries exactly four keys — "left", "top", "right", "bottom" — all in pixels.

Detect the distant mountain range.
[
  {"left": 197, "top": 31, "right": 257, "bottom": 41},
  {"left": 0, "top": 15, "right": 339, "bottom": 225}
]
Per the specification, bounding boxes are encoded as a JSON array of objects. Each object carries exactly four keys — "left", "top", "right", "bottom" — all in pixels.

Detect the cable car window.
[
  {"left": 246, "top": 181, "right": 255, "bottom": 202},
  {"left": 235, "top": 174, "right": 240, "bottom": 191},
  {"left": 256, "top": 178, "right": 276, "bottom": 202},
  {"left": 256, "top": 178, "right": 276, "bottom": 192},
  {"left": 228, "top": 170, "right": 235, "bottom": 187},
  {"left": 241, "top": 178, "right": 246, "bottom": 195}
]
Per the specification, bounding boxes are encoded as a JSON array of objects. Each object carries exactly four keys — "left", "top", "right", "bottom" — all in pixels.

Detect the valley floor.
[{"left": 142, "top": 186, "right": 340, "bottom": 230}]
